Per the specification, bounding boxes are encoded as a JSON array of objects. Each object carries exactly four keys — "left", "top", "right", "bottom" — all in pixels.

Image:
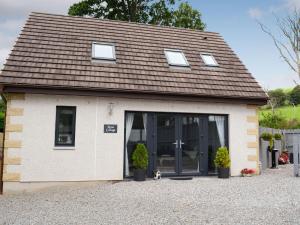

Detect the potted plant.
[
  {"left": 260, "top": 132, "right": 274, "bottom": 151},
  {"left": 260, "top": 132, "right": 282, "bottom": 168},
  {"left": 132, "top": 143, "right": 149, "bottom": 181},
  {"left": 214, "top": 147, "right": 230, "bottom": 178},
  {"left": 274, "top": 133, "right": 282, "bottom": 141}
]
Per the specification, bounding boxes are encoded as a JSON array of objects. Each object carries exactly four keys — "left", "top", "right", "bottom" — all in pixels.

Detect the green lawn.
[{"left": 259, "top": 105, "right": 300, "bottom": 120}]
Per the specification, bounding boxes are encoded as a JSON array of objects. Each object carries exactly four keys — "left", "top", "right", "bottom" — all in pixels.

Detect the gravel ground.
[{"left": 1, "top": 165, "right": 300, "bottom": 225}]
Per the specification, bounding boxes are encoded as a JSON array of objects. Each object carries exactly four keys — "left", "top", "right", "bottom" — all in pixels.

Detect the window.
[
  {"left": 125, "top": 112, "right": 147, "bottom": 177},
  {"left": 164, "top": 49, "right": 189, "bottom": 67},
  {"left": 208, "top": 115, "right": 226, "bottom": 174},
  {"left": 201, "top": 53, "right": 218, "bottom": 66},
  {"left": 55, "top": 106, "right": 76, "bottom": 147},
  {"left": 92, "top": 42, "right": 116, "bottom": 60}
]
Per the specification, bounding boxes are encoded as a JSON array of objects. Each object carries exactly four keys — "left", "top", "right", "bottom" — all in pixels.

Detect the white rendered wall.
[{"left": 16, "top": 94, "right": 257, "bottom": 181}]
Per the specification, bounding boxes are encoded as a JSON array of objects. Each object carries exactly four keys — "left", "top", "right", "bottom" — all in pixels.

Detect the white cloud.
[
  {"left": 0, "top": 0, "right": 79, "bottom": 69},
  {"left": 0, "top": 0, "right": 78, "bottom": 17},
  {"left": 248, "top": 8, "right": 263, "bottom": 19}
]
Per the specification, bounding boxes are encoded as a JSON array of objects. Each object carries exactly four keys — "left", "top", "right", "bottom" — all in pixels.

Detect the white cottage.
[{"left": 0, "top": 12, "right": 267, "bottom": 193}]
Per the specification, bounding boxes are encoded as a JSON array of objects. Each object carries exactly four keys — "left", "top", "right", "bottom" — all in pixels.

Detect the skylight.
[
  {"left": 165, "top": 50, "right": 189, "bottom": 67},
  {"left": 92, "top": 42, "right": 115, "bottom": 60},
  {"left": 201, "top": 54, "right": 218, "bottom": 66}
]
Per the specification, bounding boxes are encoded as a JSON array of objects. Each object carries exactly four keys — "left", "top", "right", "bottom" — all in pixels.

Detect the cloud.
[
  {"left": 248, "top": 8, "right": 263, "bottom": 19},
  {"left": 0, "top": 0, "right": 78, "bottom": 17},
  {"left": 0, "top": 0, "right": 78, "bottom": 69}
]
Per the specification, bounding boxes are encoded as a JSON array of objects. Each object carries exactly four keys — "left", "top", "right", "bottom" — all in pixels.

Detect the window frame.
[
  {"left": 55, "top": 106, "right": 77, "bottom": 147},
  {"left": 92, "top": 42, "right": 116, "bottom": 61},
  {"left": 164, "top": 49, "right": 190, "bottom": 67},
  {"left": 200, "top": 53, "right": 219, "bottom": 67}
]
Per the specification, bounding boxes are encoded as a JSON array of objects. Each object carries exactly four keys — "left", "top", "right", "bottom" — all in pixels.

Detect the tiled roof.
[{"left": 0, "top": 12, "right": 267, "bottom": 101}]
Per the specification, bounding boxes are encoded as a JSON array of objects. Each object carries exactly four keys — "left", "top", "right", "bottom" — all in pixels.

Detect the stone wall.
[{"left": 2, "top": 93, "right": 24, "bottom": 183}]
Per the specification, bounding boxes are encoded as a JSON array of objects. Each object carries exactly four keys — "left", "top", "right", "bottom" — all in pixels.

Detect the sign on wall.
[{"left": 104, "top": 124, "right": 117, "bottom": 133}]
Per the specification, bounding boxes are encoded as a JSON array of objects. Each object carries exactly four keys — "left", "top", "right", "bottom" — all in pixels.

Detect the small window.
[
  {"left": 165, "top": 49, "right": 189, "bottom": 67},
  {"left": 201, "top": 54, "right": 218, "bottom": 66},
  {"left": 92, "top": 42, "right": 115, "bottom": 60},
  {"left": 55, "top": 106, "right": 76, "bottom": 147}
]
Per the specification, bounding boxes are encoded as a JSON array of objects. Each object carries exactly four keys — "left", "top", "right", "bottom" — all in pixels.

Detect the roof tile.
[{"left": 0, "top": 12, "right": 267, "bottom": 101}]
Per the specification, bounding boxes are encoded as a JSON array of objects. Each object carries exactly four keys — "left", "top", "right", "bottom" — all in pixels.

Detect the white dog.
[{"left": 153, "top": 170, "right": 161, "bottom": 180}]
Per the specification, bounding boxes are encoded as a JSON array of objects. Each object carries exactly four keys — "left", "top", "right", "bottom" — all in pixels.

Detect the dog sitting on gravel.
[{"left": 153, "top": 170, "right": 161, "bottom": 180}]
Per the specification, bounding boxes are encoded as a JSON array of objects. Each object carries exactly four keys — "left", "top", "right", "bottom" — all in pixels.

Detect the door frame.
[
  {"left": 151, "top": 113, "right": 208, "bottom": 177},
  {"left": 123, "top": 111, "right": 229, "bottom": 178}
]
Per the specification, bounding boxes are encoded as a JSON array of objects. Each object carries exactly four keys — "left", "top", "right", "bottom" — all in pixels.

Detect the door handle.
[
  {"left": 179, "top": 140, "right": 185, "bottom": 149},
  {"left": 172, "top": 140, "right": 178, "bottom": 148}
]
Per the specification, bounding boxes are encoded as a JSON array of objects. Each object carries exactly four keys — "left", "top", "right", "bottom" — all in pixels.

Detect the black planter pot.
[
  {"left": 133, "top": 169, "right": 146, "bottom": 181},
  {"left": 218, "top": 168, "right": 230, "bottom": 179}
]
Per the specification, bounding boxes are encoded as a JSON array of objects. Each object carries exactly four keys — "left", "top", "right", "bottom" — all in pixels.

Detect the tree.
[
  {"left": 259, "top": 9, "right": 300, "bottom": 84},
  {"left": 68, "top": 0, "right": 205, "bottom": 30},
  {"left": 259, "top": 111, "right": 286, "bottom": 129},
  {"left": 173, "top": 2, "right": 205, "bottom": 30},
  {"left": 69, "top": 0, "right": 150, "bottom": 22},
  {"left": 268, "top": 88, "right": 287, "bottom": 107},
  {"left": 290, "top": 85, "right": 300, "bottom": 105}
]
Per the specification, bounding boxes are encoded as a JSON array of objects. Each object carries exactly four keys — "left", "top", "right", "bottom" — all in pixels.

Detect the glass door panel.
[
  {"left": 156, "top": 114, "right": 176, "bottom": 174},
  {"left": 180, "top": 116, "right": 200, "bottom": 173}
]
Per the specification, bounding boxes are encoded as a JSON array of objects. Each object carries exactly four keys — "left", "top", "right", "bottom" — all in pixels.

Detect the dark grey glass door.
[
  {"left": 155, "top": 113, "right": 208, "bottom": 176},
  {"left": 156, "top": 114, "right": 177, "bottom": 174},
  {"left": 180, "top": 115, "right": 200, "bottom": 174}
]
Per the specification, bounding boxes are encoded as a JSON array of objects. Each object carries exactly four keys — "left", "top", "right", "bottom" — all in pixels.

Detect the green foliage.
[
  {"left": 259, "top": 108, "right": 300, "bottom": 129},
  {"left": 260, "top": 132, "right": 273, "bottom": 141},
  {"left": 148, "top": 0, "right": 175, "bottom": 26},
  {"left": 214, "top": 147, "right": 230, "bottom": 169},
  {"left": 290, "top": 85, "right": 300, "bottom": 105},
  {"left": 268, "top": 88, "right": 287, "bottom": 107},
  {"left": 132, "top": 143, "right": 149, "bottom": 170},
  {"left": 68, "top": 0, "right": 205, "bottom": 30},
  {"left": 0, "top": 112, "right": 4, "bottom": 132},
  {"left": 0, "top": 98, "right": 5, "bottom": 132},
  {"left": 259, "top": 86, "right": 300, "bottom": 129},
  {"left": 284, "top": 118, "right": 300, "bottom": 129},
  {"left": 259, "top": 111, "right": 286, "bottom": 129},
  {"left": 260, "top": 132, "right": 282, "bottom": 149},
  {"left": 274, "top": 133, "right": 282, "bottom": 140},
  {"left": 69, "top": 0, "right": 150, "bottom": 23},
  {"left": 173, "top": 2, "right": 205, "bottom": 30}
]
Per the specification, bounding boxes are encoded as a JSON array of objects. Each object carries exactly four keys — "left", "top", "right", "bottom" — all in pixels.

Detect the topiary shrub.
[
  {"left": 260, "top": 132, "right": 274, "bottom": 149},
  {"left": 214, "top": 147, "right": 230, "bottom": 168},
  {"left": 274, "top": 133, "right": 282, "bottom": 140},
  {"left": 132, "top": 143, "right": 148, "bottom": 170},
  {"left": 260, "top": 132, "right": 273, "bottom": 141}
]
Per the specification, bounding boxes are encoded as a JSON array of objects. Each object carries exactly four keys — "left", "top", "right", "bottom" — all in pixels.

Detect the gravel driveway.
[{"left": 1, "top": 165, "right": 300, "bottom": 225}]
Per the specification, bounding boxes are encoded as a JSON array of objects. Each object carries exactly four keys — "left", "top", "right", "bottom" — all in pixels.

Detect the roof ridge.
[{"left": 29, "top": 11, "right": 220, "bottom": 35}]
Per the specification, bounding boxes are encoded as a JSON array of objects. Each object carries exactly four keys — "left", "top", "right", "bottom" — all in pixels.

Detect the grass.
[{"left": 259, "top": 105, "right": 300, "bottom": 120}]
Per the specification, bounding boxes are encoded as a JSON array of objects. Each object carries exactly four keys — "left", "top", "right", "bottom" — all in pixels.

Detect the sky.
[{"left": 0, "top": 0, "right": 299, "bottom": 90}]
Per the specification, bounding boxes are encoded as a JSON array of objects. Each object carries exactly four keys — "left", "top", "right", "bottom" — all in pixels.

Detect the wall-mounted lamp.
[{"left": 108, "top": 102, "right": 114, "bottom": 116}]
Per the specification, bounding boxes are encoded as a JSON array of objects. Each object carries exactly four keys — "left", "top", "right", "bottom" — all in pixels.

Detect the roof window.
[
  {"left": 200, "top": 53, "right": 218, "bottom": 66},
  {"left": 165, "top": 49, "right": 189, "bottom": 67},
  {"left": 92, "top": 42, "right": 115, "bottom": 60}
]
